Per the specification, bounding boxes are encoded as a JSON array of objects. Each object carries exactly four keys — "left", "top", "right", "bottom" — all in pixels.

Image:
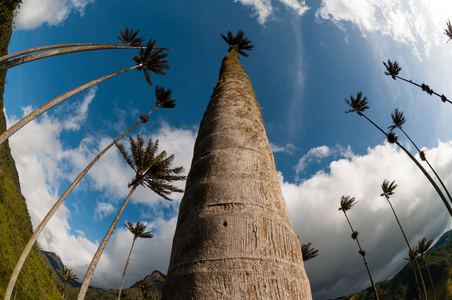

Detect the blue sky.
[{"left": 4, "top": 0, "right": 452, "bottom": 299}]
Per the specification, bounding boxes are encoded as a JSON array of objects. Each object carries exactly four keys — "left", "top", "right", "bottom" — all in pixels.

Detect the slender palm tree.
[
  {"left": 380, "top": 180, "right": 428, "bottom": 299},
  {"left": 4, "top": 86, "right": 175, "bottom": 300},
  {"left": 77, "top": 135, "right": 186, "bottom": 299},
  {"left": 57, "top": 266, "right": 78, "bottom": 299},
  {"left": 389, "top": 108, "right": 452, "bottom": 205},
  {"left": 0, "top": 39, "right": 169, "bottom": 146},
  {"left": 383, "top": 59, "right": 450, "bottom": 104},
  {"left": 445, "top": 20, "right": 452, "bottom": 42},
  {"left": 404, "top": 250, "right": 422, "bottom": 300},
  {"left": 0, "top": 27, "right": 169, "bottom": 70},
  {"left": 339, "top": 195, "right": 379, "bottom": 300},
  {"left": 118, "top": 221, "right": 154, "bottom": 300},
  {"left": 345, "top": 91, "right": 452, "bottom": 217},
  {"left": 301, "top": 242, "right": 319, "bottom": 262},
  {"left": 417, "top": 237, "right": 436, "bottom": 300}
]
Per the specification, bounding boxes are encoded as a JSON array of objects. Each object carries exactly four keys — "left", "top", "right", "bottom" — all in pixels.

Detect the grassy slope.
[
  {"left": 340, "top": 234, "right": 452, "bottom": 299},
  {"left": 0, "top": 1, "right": 62, "bottom": 299}
]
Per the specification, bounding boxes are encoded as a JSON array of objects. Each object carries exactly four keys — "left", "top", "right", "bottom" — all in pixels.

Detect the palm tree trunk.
[
  {"left": 61, "top": 281, "right": 67, "bottom": 300},
  {"left": 118, "top": 237, "right": 137, "bottom": 300},
  {"left": 3, "top": 102, "right": 159, "bottom": 300},
  {"left": 395, "top": 75, "right": 451, "bottom": 104},
  {"left": 398, "top": 127, "right": 452, "bottom": 205},
  {"left": 359, "top": 113, "right": 452, "bottom": 216},
  {"left": 421, "top": 254, "right": 436, "bottom": 300},
  {"left": 343, "top": 211, "right": 379, "bottom": 299},
  {"left": 163, "top": 48, "right": 312, "bottom": 299},
  {"left": 385, "top": 197, "right": 428, "bottom": 299},
  {"left": 78, "top": 185, "right": 138, "bottom": 300},
  {"left": 0, "top": 63, "right": 141, "bottom": 145}
]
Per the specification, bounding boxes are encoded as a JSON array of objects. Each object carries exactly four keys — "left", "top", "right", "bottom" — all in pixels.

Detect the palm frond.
[
  {"left": 155, "top": 86, "right": 176, "bottom": 108},
  {"left": 380, "top": 179, "right": 397, "bottom": 197},
  {"left": 339, "top": 195, "right": 357, "bottom": 211},
  {"left": 345, "top": 91, "right": 369, "bottom": 115},
  {"left": 118, "top": 27, "right": 144, "bottom": 47},
  {"left": 221, "top": 30, "right": 254, "bottom": 57},
  {"left": 388, "top": 108, "right": 406, "bottom": 131},
  {"left": 445, "top": 20, "right": 452, "bottom": 42},
  {"left": 383, "top": 59, "right": 401, "bottom": 80}
]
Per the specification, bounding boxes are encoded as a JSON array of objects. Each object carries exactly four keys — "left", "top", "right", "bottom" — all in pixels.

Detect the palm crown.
[
  {"left": 155, "top": 85, "right": 176, "bottom": 108},
  {"left": 388, "top": 108, "right": 406, "bottom": 131},
  {"left": 221, "top": 30, "right": 254, "bottom": 57},
  {"left": 383, "top": 59, "right": 401, "bottom": 80},
  {"left": 58, "top": 266, "right": 78, "bottom": 282},
  {"left": 116, "top": 135, "right": 185, "bottom": 200},
  {"left": 118, "top": 27, "right": 144, "bottom": 47},
  {"left": 339, "top": 195, "right": 358, "bottom": 212},
  {"left": 345, "top": 91, "right": 369, "bottom": 116},
  {"left": 301, "top": 242, "right": 319, "bottom": 261},
  {"left": 417, "top": 237, "right": 433, "bottom": 255},
  {"left": 133, "top": 39, "right": 169, "bottom": 86},
  {"left": 380, "top": 179, "right": 397, "bottom": 198},
  {"left": 445, "top": 20, "right": 452, "bottom": 42},
  {"left": 125, "top": 221, "right": 153, "bottom": 240}
]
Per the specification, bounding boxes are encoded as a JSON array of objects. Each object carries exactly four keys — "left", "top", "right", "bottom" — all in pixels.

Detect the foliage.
[{"left": 221, "top": 30, "right": 254, "bottom": 57}]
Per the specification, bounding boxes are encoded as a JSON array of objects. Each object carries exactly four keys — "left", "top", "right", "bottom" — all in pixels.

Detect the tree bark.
[
  {"left": 163, "top": 49, "right": 312, "bottom": 299},
  {"left": 78, "top": 185, "right": 138, "bottom": 299}
]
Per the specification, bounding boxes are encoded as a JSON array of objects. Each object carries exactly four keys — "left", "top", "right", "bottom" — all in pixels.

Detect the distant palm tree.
[
  {"left": 77, "top": 134, "right": 186, "bottom": 299},
  {"left": 0, "top": 27, "right": 169, "bottom": 70},
  {"left": 301, "top": 242, "right": 319, "bottom": 262},
  {"left": 345, "top": 91, "right": 452, "bottom": 216},
  {"left": 388, "top": 108, "right": 452, "bottom": 205},
  {"left": 417, "top": 237, "right": 436, "bottom": 300},
  {"left": 339, "top": 195, "right": 379, "bottom": 300},
  {"left": 383, "top": 59, "right": 451, "bottom": 104},
  {"left": 0, "top": 38, "right": 169, "bottom": 146},
  {"left": 380, "top": 180, "right": 428, "bottom": 299},
  {"left": 4, "top": 86, "right": 175, "bottom": 300},
  {"left": 57, "top": 266, "right": 78, "bottom": 299},
  {"left": 118, "top": 221, "right": 154, "bottom": 300},
  {"left": 445, "top": 20, "right": 452, "bottom": 42}
]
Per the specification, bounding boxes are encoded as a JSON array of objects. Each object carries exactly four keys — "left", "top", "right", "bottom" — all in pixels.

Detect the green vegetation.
[
  {"left": 0, "top": 2, "right": 62, "bottom": 299},
  {"left": 340, "top": 230, "right": 452, "bottom": 299}
]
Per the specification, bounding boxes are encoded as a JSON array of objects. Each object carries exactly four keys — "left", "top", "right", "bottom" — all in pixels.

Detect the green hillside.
[
  {"left": 0, "top": 2, "right": 63, "bottom": 299},
  {"left": 340, "top": 230, "right": 452, "bottom": 299}
]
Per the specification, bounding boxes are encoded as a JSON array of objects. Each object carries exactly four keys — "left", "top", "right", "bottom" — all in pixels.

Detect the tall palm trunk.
[
  {"left": 397, "top": 127, "right": 452, "bottom": 205},
  {"left": 0, "top": 63, "right": 141, "bottom": 145},
  {"left": 394, "top": 75, "right": 451, "bottom": 104},
  {"left": 78, "top": 185, "right": 139, "bottom": 300},
  {"left": 3, "top": 103, "right": 161, "bottom": 300},
  {"left": 359, "top": 112, "right": 452, "bottom": 216},
  {"left": 0, "top": 44, "right": 148, "bottom": 70},
  {"left": 163, "top": 48, "right": 312, "bottom": 299},
  {"left": 342, "top": 211, "right": 379, "bottom": 299},
  {"left": 384, "top": 196, "right": 427, "bottom": 299},
  {"left": 118, "top": 237, "right": 138, "bottom": 300},
  {"left": 420, "top": 253, "right": 436, "bottom": 300}
]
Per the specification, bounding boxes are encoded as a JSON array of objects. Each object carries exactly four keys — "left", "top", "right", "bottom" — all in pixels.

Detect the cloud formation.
[
  {"left": 14, "top": 0, "right": 95, "bottom": 30},
  {"left": 316, "top": 0, "right": 452, "bottom": 57},
  {"left": 234, "top": 0, "right": 310, "bottom": 24}
]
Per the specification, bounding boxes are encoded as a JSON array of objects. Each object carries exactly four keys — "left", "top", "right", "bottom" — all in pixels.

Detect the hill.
[
  {"left": 338, "top": 229, "right": 452, "bottom": 299},
  {"left": 0, "top": 2, "right": 63, "bottom": 299}
]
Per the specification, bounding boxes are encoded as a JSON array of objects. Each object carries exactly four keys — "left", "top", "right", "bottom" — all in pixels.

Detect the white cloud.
[
  {"left": 234, "top": 0, "right": 310, "bottom": 24},
  {"left": 316, "top": 0, "right": 452, "bottom": 57},
  {"left": 14, "top": 0, "right": 95, "bottom": 30},
  {"left": 269, "top": 141, "right": 296, "bottom": 154},
  {"left": 284, "top": 141, "right": 452, "bottom": 299},
  {"left": 295, "top": 145, "right": 331, "bottom": 174},
  {"left": 94, "top": 202, "right": 116, "bottom": 222},
  {"left": 62, "top": 87, "right": 97, "bottom": 131}
]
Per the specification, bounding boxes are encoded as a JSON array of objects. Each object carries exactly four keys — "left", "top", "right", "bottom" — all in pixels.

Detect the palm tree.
[
  {"left": 57, "top": 266, "right": 78, "bottom": 299},
  {"left": 0, "top": 38, "right": 169, "bottom": 146},
  {"left": 301, "top": 242, "right": 319, "bottom": 262},
  {"left": 380, "top": 180, "right": 428, "bottom": 299},
  {"left": 0, "top": 27, "right": 169, "bottom": 70},
  {"left": 339, "top": 196, "right": 379, "bottom": 300},
  {"left": 404, "top": 250, "right": 422, "bottom": 299},
  {"left": 345, "top": 91, "right": 452, "bottom": 217},
  {"left": 163, "top": 31, "right": 312, "bottom": 299},
  {"left": 77, "top": 134, "right": 186, "bottom": 299},
  {"left": 118, "top": 221, "right": 154, "bottom": 300},
  {"left": 383, "top": 59, "right": 451, "bottom": 104},
  {"left": 445, "top": 20, "right": 452, "bottom": 42},
  {"left": 417, "top": 237, "right": 436, "bottom": 299},
  {"left": 4, "top": 86, "right": 175, "bottom": 300},
  {"left": 388, "top": 108, "right": 452, "bottom": 205},
  {"left": 221, "top": 30, "right": 254, "bottom": 57}
]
